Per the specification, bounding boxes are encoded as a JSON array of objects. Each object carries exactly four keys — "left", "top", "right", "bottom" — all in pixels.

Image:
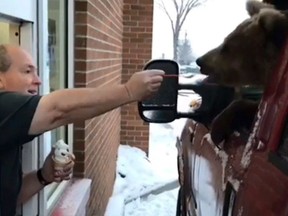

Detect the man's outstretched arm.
[{"left": 29, "top": 70, "right": 164, "bottom": 135}]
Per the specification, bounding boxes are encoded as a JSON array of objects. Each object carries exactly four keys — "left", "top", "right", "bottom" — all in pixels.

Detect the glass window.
[
  {"left": 43, "top": 0, "right": 70, "bottom": 210},
  {"left": 48, "top": 0, "right": 68, "bottom": 146}
]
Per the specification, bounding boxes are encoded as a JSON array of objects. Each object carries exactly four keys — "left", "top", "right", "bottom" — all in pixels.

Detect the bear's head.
[{"left": 196, "top": 0, "right": 288, "bottom": 87}]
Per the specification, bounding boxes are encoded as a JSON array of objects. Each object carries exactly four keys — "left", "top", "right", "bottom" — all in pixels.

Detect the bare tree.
[{"left": 158, "top": 0, "right": 206, "bottom": 60}]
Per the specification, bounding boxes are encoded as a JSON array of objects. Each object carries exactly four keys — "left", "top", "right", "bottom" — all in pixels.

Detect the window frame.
[
  {"left": 21, "top": 22, "right": 39, "bottom": 216},
  {"left": 0, "top": 12, "right": 38, "bottom": 216},
  {"left": 0, "top": 0, "right": 36, "bottom": 22},
  {"left": 37, "top": 0, "right": 74, "bottom": 215}
]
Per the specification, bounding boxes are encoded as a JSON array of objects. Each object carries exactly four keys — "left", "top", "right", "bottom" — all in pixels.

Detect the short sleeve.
[{"left": 0, "top": 91, "right": 42, "bottom": 150}]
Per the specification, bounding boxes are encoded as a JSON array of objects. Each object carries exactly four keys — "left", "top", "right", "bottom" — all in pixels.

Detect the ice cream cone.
[
  {"left": 52, "top": 139, "right": 75, "bottom": 171},
  {"left": 52, "top": 155, "right": 72, "bottom": 171}
]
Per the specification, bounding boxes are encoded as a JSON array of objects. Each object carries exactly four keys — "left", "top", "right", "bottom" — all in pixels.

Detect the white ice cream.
[{"left": 53, "top": 139, "right": 72, "bottom": 164}]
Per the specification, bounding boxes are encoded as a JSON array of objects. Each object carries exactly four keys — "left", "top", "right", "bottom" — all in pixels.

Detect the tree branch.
[
  {"left": 158, "top": 0, "right": 207, "bottom": 60},
  {"left": 159, "top": 0, "right": 175, "bottom": 33},
  {"left": 173, "top": 0, "right": 179, "bottom": 13},
  {"left": 179, "top": 0, "right": 185, "bottom": 15},
  {"left": 179, "top": 0, "right": 206, "bottom": 29}
]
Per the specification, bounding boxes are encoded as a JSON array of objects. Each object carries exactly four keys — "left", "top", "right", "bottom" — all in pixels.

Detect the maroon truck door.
[{"left": 233, "top": 46, "right": 288, "bottom": 216}]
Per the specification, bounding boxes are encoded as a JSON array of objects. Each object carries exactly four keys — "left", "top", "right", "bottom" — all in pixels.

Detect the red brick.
[{"left": 74, "top": 0, "right": 153, "bottom": 214}]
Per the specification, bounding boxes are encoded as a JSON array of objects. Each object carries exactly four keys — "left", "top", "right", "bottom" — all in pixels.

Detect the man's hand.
[
  {"left": 41, "top": 148, "right": 75, "bottom": 183},
  {"left": 124, "top": 69, "right": 165, "bottom": 101},
  {"left": 18, "top": 149, "right": 75, "bottom": 204}
]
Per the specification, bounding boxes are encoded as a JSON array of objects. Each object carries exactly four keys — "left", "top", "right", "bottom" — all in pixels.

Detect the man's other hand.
[{"left": 41, "top": 148, "right": 75, "bottom": 183}]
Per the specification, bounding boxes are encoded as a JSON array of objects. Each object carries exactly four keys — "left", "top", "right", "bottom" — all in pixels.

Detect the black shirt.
[{"left": 0, "top": 91, "right": 41, "bottom": 216}]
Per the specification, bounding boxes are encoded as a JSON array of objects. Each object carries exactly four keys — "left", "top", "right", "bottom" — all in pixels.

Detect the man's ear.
[
  {"left": 258, "top": 9, "right": 288, "bottom": 48},
  {"left": 246, "top": 0, "right": 275, "bottom": 17}
]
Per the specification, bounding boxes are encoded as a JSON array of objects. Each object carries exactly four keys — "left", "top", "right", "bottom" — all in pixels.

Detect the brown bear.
[{"left": 195, "top": 0, "right": 288, "bottom": 144}]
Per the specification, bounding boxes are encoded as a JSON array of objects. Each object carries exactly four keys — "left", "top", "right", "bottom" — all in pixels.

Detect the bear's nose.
[{"left": 196, "top": 57, "right": 202, "bottom": 67}]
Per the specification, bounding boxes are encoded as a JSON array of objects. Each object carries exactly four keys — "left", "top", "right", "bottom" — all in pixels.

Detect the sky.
[{"left": 152, "top": 0, "right": 249, "bottom": 59}]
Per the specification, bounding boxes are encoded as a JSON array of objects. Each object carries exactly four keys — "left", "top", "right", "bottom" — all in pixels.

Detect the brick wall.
[
  {"left": 120, "top": 0, "right": 154, "bottom": 153},
  {"left": 74, "top": 0, "right": 124, "bottom": 215}
]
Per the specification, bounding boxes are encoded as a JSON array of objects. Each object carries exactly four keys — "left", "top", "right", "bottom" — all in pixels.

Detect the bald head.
[
  {"left": 0, "top": 44, "right": 12, "bottom": 73},
  {"left": 0, "top": 44, "right": 41, "bottom": 94},
  {"left": 0, "top": 44, "right": 35, "bottom": 72}
]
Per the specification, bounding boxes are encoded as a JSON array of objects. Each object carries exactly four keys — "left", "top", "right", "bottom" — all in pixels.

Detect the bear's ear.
[
  {"left": 246, "top": 0, "right": 275, "bottom": 17},
  {"left": 258, "top": 9, "right": 288, "bottom": 48}
]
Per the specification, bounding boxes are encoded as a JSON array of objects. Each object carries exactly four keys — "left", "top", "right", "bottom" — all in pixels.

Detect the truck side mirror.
[{"left": 138, "top": 59, "right": 179, "bottom": 123}]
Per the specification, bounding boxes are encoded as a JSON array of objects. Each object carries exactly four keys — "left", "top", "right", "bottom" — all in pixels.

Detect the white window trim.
[
  {"left": 19, "top": 3, "right": 38, "bottom": 215},
  {"left": 21, "top": 21, "right": 39, "bottom": 215},
  {"left": 0, "top": 10, "right": 38, "bottom": 216},
  {"left": 0, "top": 0, "right": 35, "bottom": 22},
  {"left": 67, "top": 0, "right": 75, "bottom": 150},
  {"left": 0, "top": 19, "right": 38, "bottom": 215}
]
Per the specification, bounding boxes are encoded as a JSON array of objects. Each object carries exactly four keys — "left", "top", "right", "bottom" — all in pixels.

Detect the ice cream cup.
[{"left": 52, "top": 155, "right": 72, "bottom": 171}]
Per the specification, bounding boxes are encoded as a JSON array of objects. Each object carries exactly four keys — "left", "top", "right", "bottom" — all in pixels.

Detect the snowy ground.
[{"left": 104, "top": 121, "right": 184, "bottom": 216}]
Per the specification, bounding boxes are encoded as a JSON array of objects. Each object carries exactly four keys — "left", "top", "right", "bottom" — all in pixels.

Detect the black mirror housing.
[{"left": 138, "top": 59, "right": 179, "bottom": 123}]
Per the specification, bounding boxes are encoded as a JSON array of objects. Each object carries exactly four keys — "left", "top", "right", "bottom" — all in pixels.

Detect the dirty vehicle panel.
[
  {"left": 179, "top": 122, "right": 227, "bottom": 216},
  {"left": 138, "top": 56, "right": 288, "bottom": 216},
  {"left": 177, "top": 51, "right": 288, "bottom": 216}
]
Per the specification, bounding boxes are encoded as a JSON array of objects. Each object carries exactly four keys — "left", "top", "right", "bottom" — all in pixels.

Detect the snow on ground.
[
  {"left": 124, "top": 188, "right": 179, "bottom": 216},
  {"left": 105, "top": 81, "right": 199, "bottom": 216},
  {"left": 105, "top": 144, "right": 179, "bottom": 216}
]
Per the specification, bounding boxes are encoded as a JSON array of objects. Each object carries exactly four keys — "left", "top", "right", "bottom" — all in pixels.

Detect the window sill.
[{"left": 51, "top": 178, "right": 92, "bottom": 216}]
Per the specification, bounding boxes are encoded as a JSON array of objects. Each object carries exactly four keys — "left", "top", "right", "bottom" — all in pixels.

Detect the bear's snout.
[
  {"left": 196, "top": 57, "right": 203, "bottom": 68},
  {"left": 196, "top": 56, "right": 211, "bottom": 75}
]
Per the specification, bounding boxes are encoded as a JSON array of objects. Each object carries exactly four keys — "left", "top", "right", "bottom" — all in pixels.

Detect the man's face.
[{"left": 0, "top": 46, "right": 42, "bottom": 95}]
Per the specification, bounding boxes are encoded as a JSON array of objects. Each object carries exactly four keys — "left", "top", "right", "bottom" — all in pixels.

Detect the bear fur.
[{"left": 196, "top": 0, "right": 288, "bottom": 144}]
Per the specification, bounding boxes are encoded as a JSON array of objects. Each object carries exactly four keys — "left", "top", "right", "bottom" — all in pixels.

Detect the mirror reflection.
[
  {"left": 142, "top": 110, "right": 176, "bottom": 123},
  {"left": 177, "top": 90, "right": 202, "bottom": 113}
]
